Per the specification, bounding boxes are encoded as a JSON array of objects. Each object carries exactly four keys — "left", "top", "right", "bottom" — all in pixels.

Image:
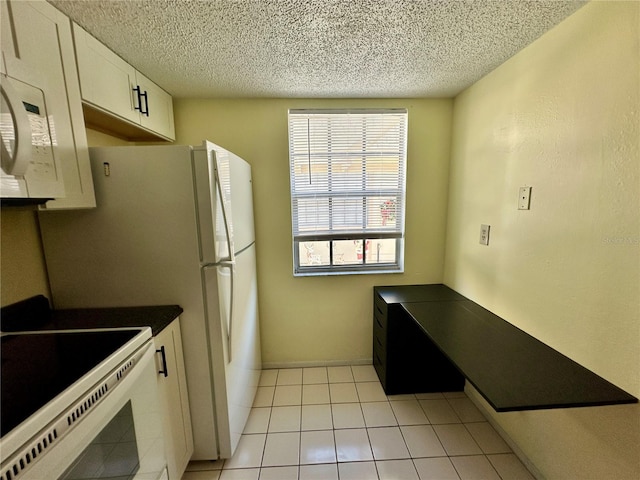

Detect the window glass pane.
[
  {"left": 365, "top": 239, "right": 397, "bottom": 264},
  {"left": 298, "top": 241, "right": 330, "bottom": 266},
  {"left": 333, "top": 240, "right": 364, "bottom": 265},
  {"left": 60, "top": 401, "right": 139, "bottom": 479}
]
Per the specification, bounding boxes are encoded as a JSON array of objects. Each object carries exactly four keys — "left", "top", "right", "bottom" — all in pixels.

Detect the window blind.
[{"left": 288, "top": 109, "right": 407, "bottom": 243}]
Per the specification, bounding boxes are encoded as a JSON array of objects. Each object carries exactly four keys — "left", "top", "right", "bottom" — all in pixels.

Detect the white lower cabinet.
[{"left": 154, "top": 318, "right": 194, "bottom": 480}]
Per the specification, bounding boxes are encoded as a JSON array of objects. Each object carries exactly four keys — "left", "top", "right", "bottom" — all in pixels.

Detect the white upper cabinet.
[
  {"left": 73, "top": 24, "right": 139, "bottom": 125},
  {"left": 137, "top": 71, "right": 176, "bottom": 140},
  {"left": 1, "top": 0, "right": 96, "bottom": 209},
  {"left": 73, "top": 22, "right": 175, "bottom": 141}
]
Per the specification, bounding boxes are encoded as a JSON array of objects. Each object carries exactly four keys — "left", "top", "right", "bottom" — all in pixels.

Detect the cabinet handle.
[
  {"left": 132, "top": 86, "right": 142, "bottom": 111},
  {"left": 142, "top": 90, "right": 149, "bottom": 116},
  {"left": 156, "top": 346, "right": 169, "bottom": 377},
  {"left": 133, "top": 86, "right": 149, "bottom": 116}
]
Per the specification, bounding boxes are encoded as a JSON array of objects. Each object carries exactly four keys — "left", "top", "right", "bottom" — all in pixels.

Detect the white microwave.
[{"left": 0, "top": 72, "right": 65, "bottom": 204}]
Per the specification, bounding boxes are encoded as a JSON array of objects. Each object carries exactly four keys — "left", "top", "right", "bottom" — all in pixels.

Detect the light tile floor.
[{"left": 182, "top": 366, "right": 535, "bottom": 480}]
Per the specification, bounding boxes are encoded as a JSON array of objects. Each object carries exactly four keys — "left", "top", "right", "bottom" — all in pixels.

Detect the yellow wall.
[
  {"left": 0, "top": 207, "right": 50, "bottom": 306},
  {"left": 174, "top": 98, "right": 453, "bottom": 366},
  {"left": 444, "top": 2, "right": 639, "bottom": 478}
]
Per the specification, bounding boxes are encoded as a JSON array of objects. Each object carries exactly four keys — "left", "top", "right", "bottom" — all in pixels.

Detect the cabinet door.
[
  {"left": 154, "top": 319, "right": 194, "bottom": 480},
  {"left": 73, "top": 22, "right": 140, "bottom": 125},
  {"left": 137, "top": 71, "right": 175, "bottom": 140},
  {"left": 33, "top": 2, "right": 95, "bottom": 209}
]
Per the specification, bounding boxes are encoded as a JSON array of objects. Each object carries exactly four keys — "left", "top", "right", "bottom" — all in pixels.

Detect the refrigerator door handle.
[
  {"left": 218, "top": 260, "right": 235, "bottom": 363},
  {"left": 212, "top": 151, "right": 235, "bottom": 264}
]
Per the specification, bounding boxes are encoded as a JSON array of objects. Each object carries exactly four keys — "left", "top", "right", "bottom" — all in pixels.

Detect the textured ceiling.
[{"left": 49, "top": 0, "right": 587, "bottom": 99}]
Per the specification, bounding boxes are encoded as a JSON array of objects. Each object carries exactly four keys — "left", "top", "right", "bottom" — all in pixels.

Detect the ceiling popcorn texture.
[{"left": 49, "top": 0, "right": 587, "bottom": 98}]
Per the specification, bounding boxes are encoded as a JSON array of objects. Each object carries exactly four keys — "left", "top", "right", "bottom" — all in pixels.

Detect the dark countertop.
[
  {"left": 1, "top": 295, "right": 183, "bottom": 337},
  {"left": 400, "top": 291, "right": 638, "bottom": 411}
]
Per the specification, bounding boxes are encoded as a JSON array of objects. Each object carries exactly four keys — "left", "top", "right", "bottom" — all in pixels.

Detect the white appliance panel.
[
  {"left": 226, "top": 243, "right": 261, "bottom": 450},
  {"left": 40, "top": 146, "right": 220, "bottom": 459},
  {"left": 193, "top": 143, "right": 235, "bottom": 265},
  {"left": 40, "top": 145, "right": 204, "bottom": 308},
  {"left": 25, "top": 344, "right": 167, "bottom": 480},
  {"left": 2, "top": 332, "right": 167, "bottom": 480},
  {"left": 201, "top": 264, "right": 231, "bottom": 458},
  {"left": 201, "top": 243, "right": 261, "bottom": 458},
  {"left": 38, "top": 142, "right": 262, "bottom": 462},
  {"left": 40, "top": 346, "right": 164, "bottom": 480},
  {"left": 0, "top": 74, "right": 64, "bottom": 199}
]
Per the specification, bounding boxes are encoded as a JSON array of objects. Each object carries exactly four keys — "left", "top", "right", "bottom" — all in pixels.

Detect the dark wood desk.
[{"left": 373, "top": 284, "right": 638, "bottom": 411}]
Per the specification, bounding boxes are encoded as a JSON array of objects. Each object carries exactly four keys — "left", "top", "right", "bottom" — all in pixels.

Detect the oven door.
[{"left": 19, "top": 342, "right": 168, "bottom": 480}]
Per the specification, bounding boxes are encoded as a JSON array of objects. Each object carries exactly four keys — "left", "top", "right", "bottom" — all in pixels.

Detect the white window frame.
[{"left": 288, "top": 108, "right": 408, "bottom": 276}]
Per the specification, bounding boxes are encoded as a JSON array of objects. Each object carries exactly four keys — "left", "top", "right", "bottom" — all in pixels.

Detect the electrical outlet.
[
  {"left": 518, "top": 186, "right": 532, "bottom": 210},
  {"left": 479, "top": 224, "right": 490, "bottom": 245}
]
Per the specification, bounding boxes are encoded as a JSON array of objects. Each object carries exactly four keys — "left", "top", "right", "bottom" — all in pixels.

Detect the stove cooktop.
[{"left": 0, "top": 329, "right": 140, "bottom": 438}]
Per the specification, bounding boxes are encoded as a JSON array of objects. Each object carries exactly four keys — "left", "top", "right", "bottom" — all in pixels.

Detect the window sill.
[{"left": 294, "top": 266, "right": 404, "bottom": 277}]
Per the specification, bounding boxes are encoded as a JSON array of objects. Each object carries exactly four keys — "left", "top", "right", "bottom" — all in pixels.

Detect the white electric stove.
[{"left": 0, "top": 327, "right": 168, "bottom": 480}]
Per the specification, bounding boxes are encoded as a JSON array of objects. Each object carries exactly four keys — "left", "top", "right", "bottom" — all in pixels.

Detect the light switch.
[{"left": 479, "top": 224, "right": 490, "bottom": 245}]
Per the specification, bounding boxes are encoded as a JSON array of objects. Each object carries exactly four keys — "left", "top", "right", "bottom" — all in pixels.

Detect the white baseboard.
[{"left": 262, "top": 358, "right": 373, "bottom": 370}]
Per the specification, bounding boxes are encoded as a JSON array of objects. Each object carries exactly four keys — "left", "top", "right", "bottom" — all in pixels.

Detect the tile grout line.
[{"left": 218, "top": 366, "right": 523, "bottom": 479}]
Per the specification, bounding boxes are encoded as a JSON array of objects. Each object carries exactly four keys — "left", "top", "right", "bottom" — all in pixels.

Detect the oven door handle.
[{"left": 156, "top": 346, "right": 169, "bottom": 377}]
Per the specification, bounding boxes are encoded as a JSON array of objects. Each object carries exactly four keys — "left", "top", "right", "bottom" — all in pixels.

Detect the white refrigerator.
[{"left": 38, "top": 141, "right": 262, "bottom": 461}]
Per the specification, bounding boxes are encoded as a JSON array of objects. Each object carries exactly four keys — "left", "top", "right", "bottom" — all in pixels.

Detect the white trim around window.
[{"left": 288, "top": 108, "right": 408, "bottom": 276}]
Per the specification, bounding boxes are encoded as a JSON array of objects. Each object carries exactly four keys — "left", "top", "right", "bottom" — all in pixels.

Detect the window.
[{"left": 288, "top": 109, "right": 407, "bottom": 276}]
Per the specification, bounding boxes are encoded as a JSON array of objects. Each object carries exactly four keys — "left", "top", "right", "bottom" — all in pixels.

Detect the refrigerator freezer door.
[
  {"left": 192, "top": 145, "right": 233, "bottom": 265},
  {"left": 223, "top": 148, "right": 256, "bottom": 253},
  {"left": 195, "top": 142, "right": 255, "bottom": 261}
]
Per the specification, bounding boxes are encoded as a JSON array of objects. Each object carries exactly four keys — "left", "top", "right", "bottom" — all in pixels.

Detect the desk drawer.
[
  {"left": 373, "top": 330, "right": 386, "bottom": 360},
  {"left": 374, "top": 294, "right": 387, "bottom": 318},
  {"left": 373, "top": 310, "right": 387, "bottom": 333},
  {"left": 373, "top": 349, "right": 386, "bottom": 385},
  {"left": 373, "top": 317, "right": 386, "bottom": 342},
  {"left": 373, "top": 301, "right": 388, "bottom": 355}
]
